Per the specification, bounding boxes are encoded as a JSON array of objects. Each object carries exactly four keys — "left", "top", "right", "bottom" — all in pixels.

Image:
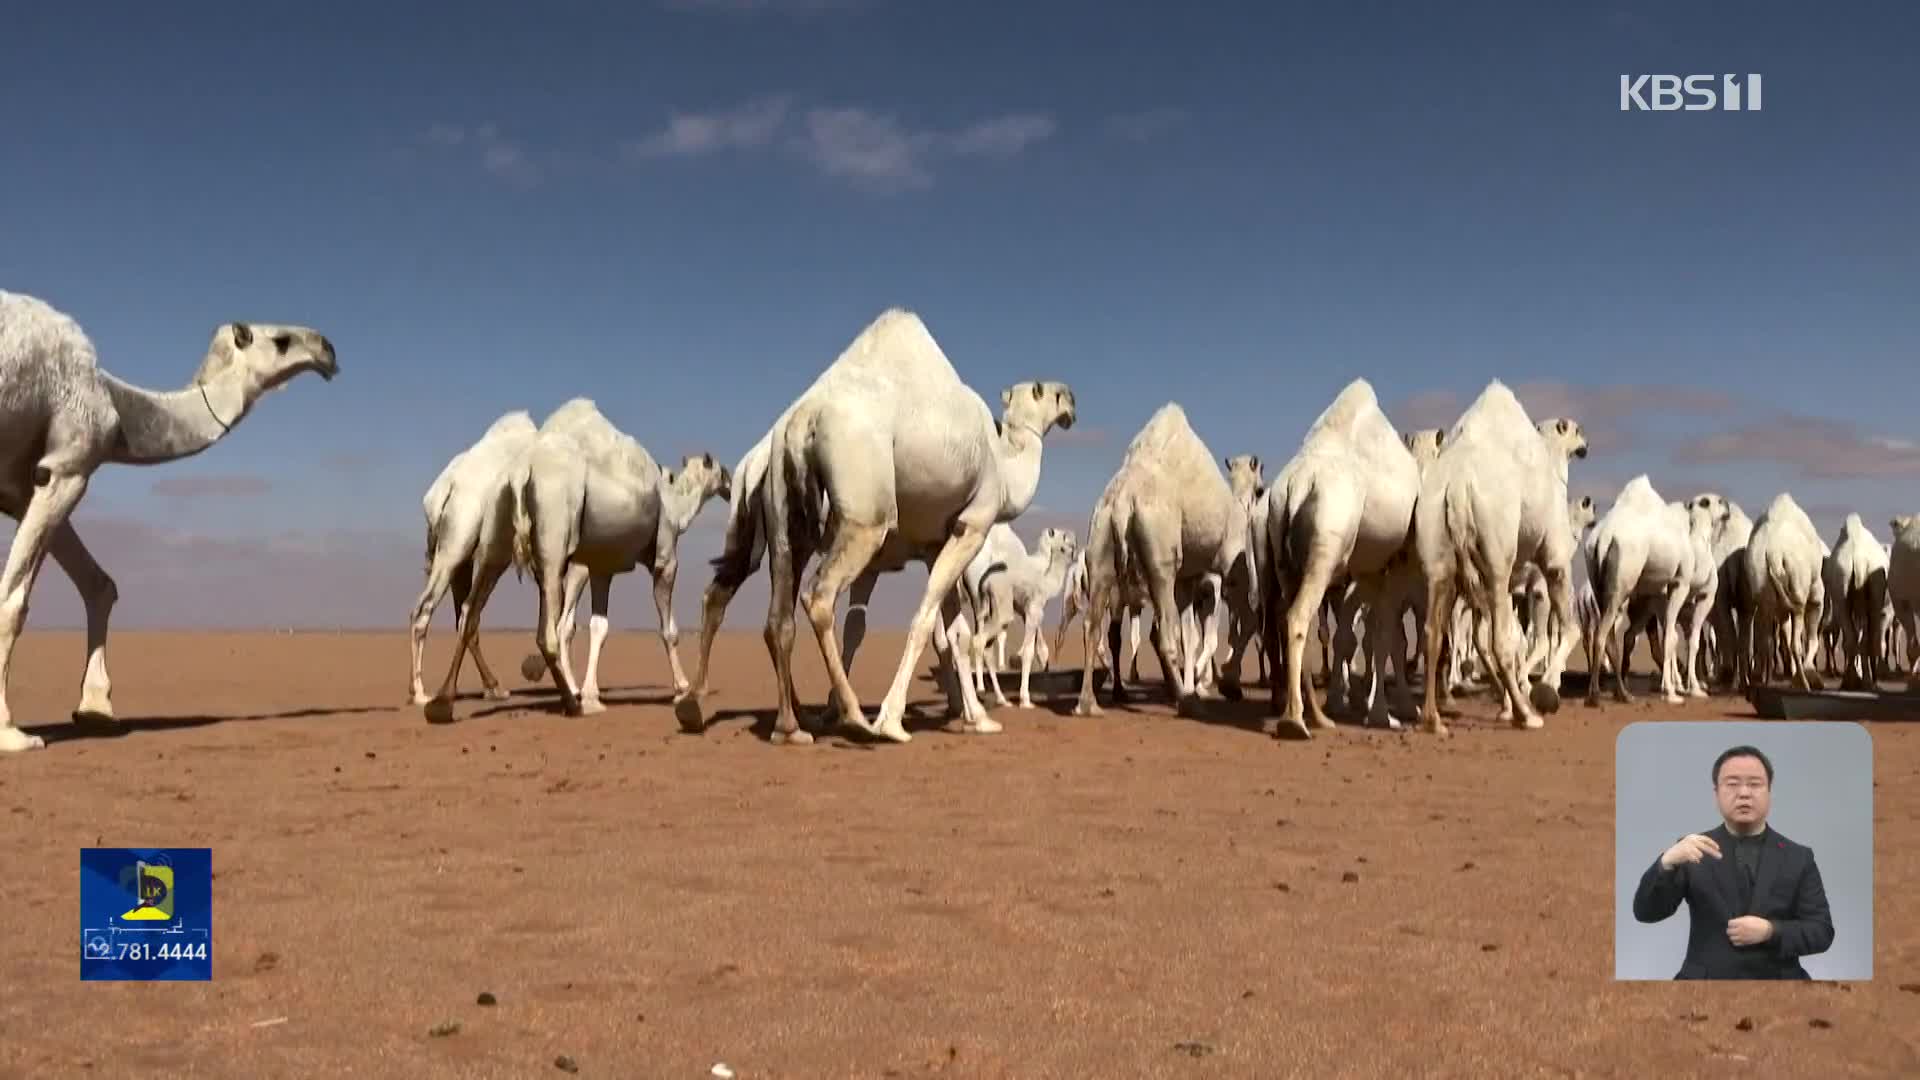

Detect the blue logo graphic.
[{"left": 80, "top": 848, "right": 212, "bottom": 981}]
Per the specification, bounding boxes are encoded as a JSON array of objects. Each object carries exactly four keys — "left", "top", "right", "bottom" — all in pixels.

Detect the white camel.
[
  {"left": 1696, "top": 494, "right": 1753, "bottom": 688},
  {"left": 1051, "top": 549, "right": 1115, "bottom": 670},
  {"left": 421, "top": 399, "right": 729, "bottom": 721},
  {"left": 1073, "top": 403, "right": 1249, "bottom": 718},
  {"left": 1889, "top": 514, "right": 1920, "bottom": 684},
  {"left": 406, "top": 410, "right": 538, "bottom": 706},
  {"left": 1413, "top": 383, "right": 1587, "bottom": 734},
  {"left": 720, "top": 309, "right": 1075, "bottom": 745},
  {"left": 1261, "top": 379, "right": 1420, "bottom": 737},
  {"left": 1584, "top": 477, "right": 1704, "bottom": 706},
  {"left": 1740, "top": 493, "right": 1826, "bottom": 692},
  {"left": 1828, "top": 513, "right": 1890, "bottom": 689},
  {"left": 972, "top": 527, "right": 1078, "bottom": 708},
  {"left": 0, "top": 291, "right": 337, "bottom": 753},
  {"left": 949, "top": 523, "right": 1036, "bottom": 696}
]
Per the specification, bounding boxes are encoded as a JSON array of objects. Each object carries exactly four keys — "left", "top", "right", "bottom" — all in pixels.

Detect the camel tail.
[
  {"left": 425, "top": 483, "right": 456, "bottom": 571},
  {"left": 1109, "top": 492, "right": 1137, "bottom": 594},
  {"left": 708, "top": 481, "right": 765, "bottom": 589},
  {"left": 509, "top": 460, "right": 541, "bottom": 585},
  {"left": 1443, "top": 476, "right": 1486, "bottom": 601}
]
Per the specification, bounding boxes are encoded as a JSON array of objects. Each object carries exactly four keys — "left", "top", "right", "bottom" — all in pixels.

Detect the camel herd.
[{"left": 1, "top": 291, "right": 1917, "bottom": 754}]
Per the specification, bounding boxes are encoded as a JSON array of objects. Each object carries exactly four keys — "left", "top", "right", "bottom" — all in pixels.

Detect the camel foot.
[
  {"left": 1219, "top": 679, "right": 1243, "bottom": 702},
  {"left": 1175, "top": 695, "right": 1205, "bottom": 719},
  {"left": 1662, "top": 692, "right": 1684, "bottom": 706},
  {"left": 1613, "top": 690, "right": 1634, "bottom": 706},
  {"left": 964, "top": 714, "right": 1003, "bottom": 734},
  {"left": 1688, "top": 686, "right": 1708, "bottom": 699},
  {"left": 1530, "top": 683, "right": 1560, "bottom": 715},
  {"left": 520, "top": 654, "right": 546, "bottom": 681},
  {"left": 70, "top": 707, "right": 117, "bottom": 728},
  {"left": 484, "top": 685, "right": 512, "bottom": 702},
  {"left": 1017, "top": 697, "right": 1036, "bottom": 711},
  {"left": 1073, "top": 699, "right": 1103, "bottom": 717},
  {"left": 1513, "top": 712, "right": 1545, "bottom": 730},
  {"left": 0, "top": 727, "right": 46, "bottom": 752},
  {"left": 577, "top": 697, "right": 607, "bottom": 716},
  {"left": 769, "top": 727, "right": 815, "bottom": 746},
  {"left": 409, "top": 690, "right": 432, "bottom": 707},
  {"left": 1366, "top": 711, "right": 1403, "bottom": 731},
  {"left": 1421, "top": 717, "right": 1450, "bottom": 736},
  {"left": 1805, "top": 672, "right": 1826, "bottom": 691},
  {"left": 1310, "top": 713, "right": 1336, "bottom": 730},
  {"left": 423, "top": 697, "right": 457, "bottom": 725},
  {"left": 673, "top": 693, "right": 707, "bottom": 734},
  {"left": 1273, "top": 718, "right": 1312, "bottom": 741}
]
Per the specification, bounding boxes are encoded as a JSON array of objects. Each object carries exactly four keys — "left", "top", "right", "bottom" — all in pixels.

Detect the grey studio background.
[{"left": 1614, "top": 721, "right": 1874, "bottom": 980}]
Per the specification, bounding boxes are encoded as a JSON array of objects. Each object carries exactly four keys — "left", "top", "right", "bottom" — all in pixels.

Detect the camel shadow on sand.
[
  {"left": 36, "top": 704, "right": 394, "bottom": 745},
  {"left": 464, "top": 683, "right": 678, "bottom": 720}
]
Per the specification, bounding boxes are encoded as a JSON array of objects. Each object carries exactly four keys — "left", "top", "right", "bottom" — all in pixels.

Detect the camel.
[
  {"left": 699, "top": 309, "right": 1075, "bottom": 745},
  {"left": 0, "top": 291, "right": 337, "bottom": 753},
  {"left": 1827, "top": 514, "right": 1890, "bottom": 689},
  {"left": 513, "top": 401, "right": 729, "bottom": 717},
  {"left": 1584, "top": 477, "right": 1705, "bottom": 706},
  {"left": 1740, "top": 493, "right": 1826, "bottom": 692},
  {"left": 949, "top": 523, "right": 1035, "bottom": 697},
  {"left": 972, "top": 527, "right": 1078, "bottom": 708},
  {"left": 1051, "top": 549, "right": 1115, "bottom": 670},
  {"left": 406, "top": 410, "right": 538, "bottom": 706},
  {"left": 1260, "top": 379, "right": 1420, "bottom": 737},
  {"left": 1690, "top": 494, "right": 1753, "bottom": 688},
  {"left": 1413, "top": 382, "right": 1587, "bottom": 735},
  {"left": 1073, "top": 403, "right": 1247, "bottom": 718},
  {"left": 1890, "top": 514, "right": 1920, "bottom": 684},
  {"left": 420, "top": 399, "right": 730, "bottom": 721},
  {"left": 1215, "top": 454, "right": 1267, "bottom": 693}
]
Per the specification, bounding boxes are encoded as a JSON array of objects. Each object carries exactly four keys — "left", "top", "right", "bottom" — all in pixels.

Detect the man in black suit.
[{"left": 1632, "top": 744, "right": 1835, "bottom": 979}]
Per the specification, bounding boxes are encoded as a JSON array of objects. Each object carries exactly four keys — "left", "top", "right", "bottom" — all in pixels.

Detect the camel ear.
[
  {"left": 1031, "top": 383, "right": 1044, "bottom": 400},
  {"left": 1556, "top": 419, "right": 1571, "bottom": 435},
  {"left": 1001, "top": 389, "right": 1012, "bottom": 409},
  {"left": 1435, "top": 430, "right": 1445, "bottom": 447},
  {"left": 231, "top": 322, "right": 254, "bottom": 349},
  {"left": 703, "top": 452, "right": 714, "bottom": 469},
  {"left": 1252, "top": 456, "right": 1260, "bottom": 472},
  {"left": 1580, "top": 495, "right": 1593, "bottom": 509}
]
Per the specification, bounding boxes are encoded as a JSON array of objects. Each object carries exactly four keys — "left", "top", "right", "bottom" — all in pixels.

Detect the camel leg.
[
  {"left": 573, "top": 572, "right": 614, "bottom": 715},
  {"left": 1357, "top": 579, "right": 1402, "bottom": 730},
  {"left": 47, "top": 520, "right": 118, "bottom": 725},
  {"left": 1074, "top": 586, "right": 1112, "bottom": 717},
  {"left": 649, "top": 553, "right": 690, "bottom": 694},
  {"left": 1684, "top": 597, "right": 1711, "bottom": 697},
  {"left": 844, "top": 565, "right": 880, "bottom": 676},
  {"left": 872, "top": 524, "right": 992, "bottom": 741},
  {"left": 794, "top": 511, "right": 892, "bottom": 737},
  {"left": 1126, "top": 610, "right": 1143, "bottom": 683},
  {"left": 1418, "top": 571, "right": 1458, "bottom": 736},
  {"left": 449, "top": 560, "right": 512, "bottom": 701},
  {"left": 1017, "top": 602, "right": 1043, "bottom": 710},
  {"left": 935, "top": 591, "right": 990, "bottom": 726},
  {"left": 0, "top": 472, "right": 90, "bottom": 752},
  {"left": 1283, "top": 537, "right": 1343, "bottom": 733},
  {"left": 1534, "top": 563, "right": 1577, "bottom": 714},
  {"left": 1658, "top": 586, "right": 1687, "bottom": 705},
  {"left": 971, "top": 584, "right": 1016, "bottom": 709},
  {"left": 408, "top": 547, "right": 464, "bottom": 706},
  {"left": 1481, "top": 568, "right": 1543, "bottom": 730},
  {"left": 672, "top": 542, "right": 755, "bottom": 735},
  {"left": 1141, "top": 567, "right": 1195, "bottom": 713},
  {"left": 1050, "top": 594, "right": 1077, "bottom": 668},
  {"left": 422, "top": 551, "right": 513, "bottom": 723},
  {"left": 764, "top": 516, "right": 814, "bottom": 745}
]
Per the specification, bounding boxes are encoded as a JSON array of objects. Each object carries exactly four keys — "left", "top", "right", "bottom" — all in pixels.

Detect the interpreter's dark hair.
[{"left": 1713, "top": 745, "right": 1773, "bottom": 786}]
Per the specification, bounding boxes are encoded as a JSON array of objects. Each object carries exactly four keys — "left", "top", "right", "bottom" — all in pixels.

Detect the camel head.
[
  {"left": 1689, "top": 492, "right": 1735, "bottom": 530},
  {"left": 1536, "top": 418, "right": 1588, "bottom": 461},
  {"left": 1404, "top": 428, "right": 1446, "bottom": 471},
  {"left": 190, "top": 320, "right": 338, "bottom": 401},
  {"left": 1891, "top": 514, "right": 1916, "bottom": 536},
  {"left": 1000, "top": 381, "right": 1077, "bottom": 437},
  {"left": 671, "top": 452, "right": 733, "bottom": 503},
  {"left": 1036, "top": 526, "right": 1078, "bottom": 565},
  {"left": 1682, "top": 493, "right": 1719, "bottom": 538},
  {"left": 1224, "top": 454, "right": 1263, "bottom": 502},
  {"left": 1568, "top": 494, "right": 1597, "bottom": 533}
]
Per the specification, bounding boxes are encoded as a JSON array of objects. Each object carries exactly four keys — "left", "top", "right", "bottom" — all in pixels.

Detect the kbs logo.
[{"left": 1620, "top": 74, "right": 1763, "bottom": 111}]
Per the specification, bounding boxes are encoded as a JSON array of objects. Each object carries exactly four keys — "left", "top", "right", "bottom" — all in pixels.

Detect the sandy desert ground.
[{"left": 1, "top": 627, "right": 1916, "bottom": 1078}]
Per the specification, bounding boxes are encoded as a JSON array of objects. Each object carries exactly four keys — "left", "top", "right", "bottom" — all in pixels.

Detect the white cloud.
[
  {"left": 1103, "top": 108, "right": 1187, "bottom": 142},
  {"left": 621, "top": 95, "right": 793, "bottom": 159},
  {"left": 418, "top": 123, "right": 542, "bottom": 187}
]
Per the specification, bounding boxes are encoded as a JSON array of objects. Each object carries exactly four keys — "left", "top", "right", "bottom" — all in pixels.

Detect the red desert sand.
[{"left": 2, "top": 628, "right": 1914, "bottom": 1077}]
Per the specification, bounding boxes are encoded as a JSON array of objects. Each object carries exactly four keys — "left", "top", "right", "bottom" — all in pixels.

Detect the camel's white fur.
[
  {"left": 1584, "top": 477, "right": 1706, "bottom": 706},
  {"left": 1073, "top": 404, "right": 1250, "bottom": 718},
  {"left": 1261, "top": 380, "right": 1419, "bottom": 737},
  {"left": 1827, "top": 513, "right": 1890, "bottom": 688},
  {"left": 1740, "top": 493, "right": 1827, "bottom": 692},
  {"left": 0, "top": 291, "right": 337, "bottom": 753},
  {"left": 1413, "top": 382, "right": 1587, "bottom": 734},
  {"left": 407, "top": 410, "right": 538, "bottom": 706},
  {"left": 973, "top": 527, "right": 1078, "bottom": 708}
]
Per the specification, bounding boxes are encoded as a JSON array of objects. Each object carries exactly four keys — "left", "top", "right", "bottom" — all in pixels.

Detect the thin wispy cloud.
[
  {"left": 1103, "top": 108, "right": 1187, "bottom": 142},
  {"left": 1389, "top": 379, "right": 1737, "bottom": 454},
  {"left": 1673, "top": 415, "right": 1920, "bottom": 480},
  {"left": 417, "top": 123, "right": 543, "bottom": 187},
  {"left": 149, "top": 474, "right": 272, "bottom": 499},
  {"left": 621, "top": 95, "right": 793, "bottom": 159},
  {"left": 625, "top": 97, "right": 1057, "bottom": 191}
]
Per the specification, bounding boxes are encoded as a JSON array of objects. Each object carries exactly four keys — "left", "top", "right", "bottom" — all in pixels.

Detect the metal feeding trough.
[
  {"left": 1748, "top": 687, "right": 1920, "bottom": 721},
  {"left": 978, "top": 668, "right": 1108, "bottom": 697}
]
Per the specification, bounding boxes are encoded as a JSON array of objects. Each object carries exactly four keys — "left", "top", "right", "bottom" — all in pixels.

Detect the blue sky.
[{"left": 2, "top": 0, "right": 1915, "bottom": 629}]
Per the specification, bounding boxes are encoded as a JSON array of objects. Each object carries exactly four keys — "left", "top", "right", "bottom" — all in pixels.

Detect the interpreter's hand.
[
  {"left": 1727, "top": 915, "right": 1774, "bottom": 947},
  {"left": 1659, "top": 833, "right": 1722, "bottom": 870}
]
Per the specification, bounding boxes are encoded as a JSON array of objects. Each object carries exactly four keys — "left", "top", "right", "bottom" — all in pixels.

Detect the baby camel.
[{"left": 972, "top": 527, "right": 1078, "bottom": 708}]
